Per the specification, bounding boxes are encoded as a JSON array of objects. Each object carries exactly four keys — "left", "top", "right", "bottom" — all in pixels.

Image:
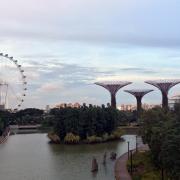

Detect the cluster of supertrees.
[{"left": 95, "top": 80, "right": 180, "bottom": 117}]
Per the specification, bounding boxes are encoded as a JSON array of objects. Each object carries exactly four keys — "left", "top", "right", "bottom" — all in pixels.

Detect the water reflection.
[{"left": 0, "top": 134, "right": 136, "bottom": 180}]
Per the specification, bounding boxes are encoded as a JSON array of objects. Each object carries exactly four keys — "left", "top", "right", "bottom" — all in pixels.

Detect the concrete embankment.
[{"left": 0, "top": 128, "right": 10, "bottom": 144}]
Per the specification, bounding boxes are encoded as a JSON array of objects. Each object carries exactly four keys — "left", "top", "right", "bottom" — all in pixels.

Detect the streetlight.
[
  {"left": 127, "top": 141, "right": 130, "bottom": 160},
  {"left": 136, "top": 135, "right": 138, "bottom": 152},
  {"left": 130, "top": 150, "right": 133, "bottom": 174}
]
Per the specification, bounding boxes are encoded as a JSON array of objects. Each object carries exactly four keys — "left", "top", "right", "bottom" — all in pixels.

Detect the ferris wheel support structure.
[{"left": 0, "top": 53, "right": 27, "bottom": 110}]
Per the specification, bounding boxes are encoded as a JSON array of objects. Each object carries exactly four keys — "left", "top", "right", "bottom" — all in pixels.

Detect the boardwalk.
[
  {"left": 114, "top": 152, "right": 132, "bottom": 180},
  {"left": 114, "top": 137, "right": 149, "bottom": 180}
]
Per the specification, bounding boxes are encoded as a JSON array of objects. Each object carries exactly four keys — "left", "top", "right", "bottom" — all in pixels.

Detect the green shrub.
[
  {"left": 102, "top": 133, "right": 109, "bottom": 141},
  {"left": 87, "top": 135, "right": 103, "bottom": 143},
  {"left": 142, "top": 172, "right": 160, "bottom": 180},
  {"left": 112, "top": 128, "right": 124, "bottom": 138},
  {"left": 108, "top": 128, "right": 124, "bottom": 140},
  {"left": 47, "top": 132, "right": 61, "bottom": 143},
  {"left": 64, "top": 133, "right": 80, "bottom": 144},
  {"left": 109, "top": 133, "right": 116, "bottom": 140},
  {"left": 127, "top": 152, "right": 161, "bottom": 180}
]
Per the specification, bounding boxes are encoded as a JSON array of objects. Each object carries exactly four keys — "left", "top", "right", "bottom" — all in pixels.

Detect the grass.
[{"left": 127, "top": 151, "right": 163, "bottom": 180}]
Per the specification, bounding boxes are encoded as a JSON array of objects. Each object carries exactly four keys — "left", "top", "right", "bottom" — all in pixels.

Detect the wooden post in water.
[
  {"left": 103, "top": 152, "right": 107, "bottom": 165},
  {"left": 91, "top": 157, "right": 98, "bottom": 172}
]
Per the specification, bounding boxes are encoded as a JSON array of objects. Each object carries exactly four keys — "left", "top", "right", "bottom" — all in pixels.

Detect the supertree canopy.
[
  {"left": 124, "top": 89, "right": 153, "bottom": 117},
  {"left": 145, "top": 79, "right": 180, "bottom": 109},
  {"left": 95, "top": 81, "right": 132, "bottom": 108}
]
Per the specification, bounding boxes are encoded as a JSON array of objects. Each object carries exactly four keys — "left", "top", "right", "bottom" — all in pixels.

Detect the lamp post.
[
  {"left": 130, "top": 150, "right": 133, "bottom": 174},
  {"left": 161, "top": 168, "right": 164, "bottom": 180},
  {"left": 136, "top": 135, "right": 138, "bottom": 152},
  {"left": 127, "top": 141, "right": 130, "bottom": 160}
]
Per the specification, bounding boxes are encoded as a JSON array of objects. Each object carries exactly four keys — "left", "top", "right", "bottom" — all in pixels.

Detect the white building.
[{"left": 169, "top": 94, "right": 180, "bottom": 109}]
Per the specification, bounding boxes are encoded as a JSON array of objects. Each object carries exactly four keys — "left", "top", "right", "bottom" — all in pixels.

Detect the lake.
[{"left": 0, "top": 134, "right": 136, "bottom": 180}]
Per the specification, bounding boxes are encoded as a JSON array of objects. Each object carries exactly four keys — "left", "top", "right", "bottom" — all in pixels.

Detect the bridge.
[
  {"left": 118, "top": 126, "right": 140, "bottom": 135},
  {"left": 9, "top": 125, "right": 41, "bottom": 134}
]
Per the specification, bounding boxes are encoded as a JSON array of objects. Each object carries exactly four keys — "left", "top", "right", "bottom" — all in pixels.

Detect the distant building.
[
  {"left": 45, "top": 105, "right": 50, "bottom": 113},
  {"left": 118, "top": 104, "right": 136, "bottom": 111},
  {"left": 55, "top": 102, "right": 81, "bottom": 109},
  {"left": 142, "top": 103, "right": 161, "bottom": 110},
  {"left": 169, "top": 94, "right": 180, "bottom": 109},
  {"left": 74, "top": 102, "right": 81, "bottom": 108},
  {"left": 0, "top": 104, "right": 5, "bottom": 110},
  {"left": 118, "top": 103, "right": 160, "bottom": 111}
]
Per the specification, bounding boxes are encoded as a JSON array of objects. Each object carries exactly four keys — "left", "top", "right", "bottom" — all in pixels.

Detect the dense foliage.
[
  {"left": 141, "top": 106, "right": 180, "bottom": 179},
  {"left": 127, "top": 151, "right": 161, "bottom": 179},
  {"left": 50, "top": 104, "right": 128, "bottom": 142},
  {"left": 12, "top": 108, "right": 44, "bottom": 125},
  {"left": 0, "top": 108, "right": 44, "bottom": 135},
  {"left": 0, "top": 110, "right": 12, "bottom": 135}
]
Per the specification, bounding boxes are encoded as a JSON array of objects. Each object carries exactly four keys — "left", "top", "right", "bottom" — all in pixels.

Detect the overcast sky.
[{"left": 0, "top": 0, "right": 180, "bottom": 109}]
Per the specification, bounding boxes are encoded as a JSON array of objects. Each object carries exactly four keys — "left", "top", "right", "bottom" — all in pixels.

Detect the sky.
[{"left": 0, "top": 0, "right": 180, "bottom": 109}]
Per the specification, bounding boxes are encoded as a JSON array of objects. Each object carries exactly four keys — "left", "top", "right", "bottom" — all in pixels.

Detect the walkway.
[
  {"left": 114, "top": 151, "right": 132, "bottom": 180},
  {"left": 114, "top": 137, "right": 149, "bottom": 180}
]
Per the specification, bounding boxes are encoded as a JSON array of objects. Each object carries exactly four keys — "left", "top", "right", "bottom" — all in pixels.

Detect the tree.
[
  {"left": 50, "top": 105, "right": 129, "bottom": 141},
  {"left": 141, "top": 107, "right": 180, "bottom": 179}
]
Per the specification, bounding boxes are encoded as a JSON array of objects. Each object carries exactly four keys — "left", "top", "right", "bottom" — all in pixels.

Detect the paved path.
[
  {"left": 114, "top": 151, "right": 132, "bottom": 180},
  {"left": 114, "top": 137, "right": 149, "bottom": 180}
]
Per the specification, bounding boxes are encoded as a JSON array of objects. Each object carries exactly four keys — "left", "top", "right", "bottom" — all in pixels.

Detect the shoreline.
[
  {"left": 0, "top": 128, "right": 10, "bottom": 144},
  {"left": 114, "top": 137, "right": 149, "bottom": 180},
  {"left": 48, "top": 136, "right": 125, "bottom": 145},
  {"left": 47, "top": 132, "right": 125, "bottom": 145}
]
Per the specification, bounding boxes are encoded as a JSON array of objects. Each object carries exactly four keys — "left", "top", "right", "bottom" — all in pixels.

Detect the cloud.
[
  {"left": 20, "top": 59, "right": 180, "bottom": 108},
  {"left": 37, "top": 83, "right": 63, "bottom": 93},
  {"left": 1, "top": 0, "right": 180, "bottom": 108},
  {"left": 23, "top": 59, "right": 180, "bottom": 89},
  {"left": 0, "top": 0, "right": 179, "bottom": 47}
]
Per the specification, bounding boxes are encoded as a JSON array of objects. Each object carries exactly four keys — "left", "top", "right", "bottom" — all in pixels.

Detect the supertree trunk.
[
  {"left": 136, "top": 96, "right": 142, "bottom": 118},
  {"left": 162, "top": 91, "right": 168, "bottom": 109},
  {"left": 111, "top": 93, "right": 116, "bottom": 108}
]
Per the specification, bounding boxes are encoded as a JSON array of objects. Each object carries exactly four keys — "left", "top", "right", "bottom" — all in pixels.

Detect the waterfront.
[{"left": 0, "top": 134, "right": 136, "bottom": 180}]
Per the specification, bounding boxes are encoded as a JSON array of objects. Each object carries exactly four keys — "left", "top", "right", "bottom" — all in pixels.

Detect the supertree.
[
  {"left": 95, "top": 81, "right": 132, "bottom": 108},
  {"left": 145, "top": 79, "right": 180, "bottom": 109},
  {"left": 124, "top": 89, "right": 153, "bottom": 118}
]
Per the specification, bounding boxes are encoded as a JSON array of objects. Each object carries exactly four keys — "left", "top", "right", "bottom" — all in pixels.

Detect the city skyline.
[{"left": 0, "top": 0, "right": 180, "bottom": 108}]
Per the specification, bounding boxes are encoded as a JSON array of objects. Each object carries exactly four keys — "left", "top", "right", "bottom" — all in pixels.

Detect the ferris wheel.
[{"left": 0, "top": 53, "right": 27, "bottom": 110}]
